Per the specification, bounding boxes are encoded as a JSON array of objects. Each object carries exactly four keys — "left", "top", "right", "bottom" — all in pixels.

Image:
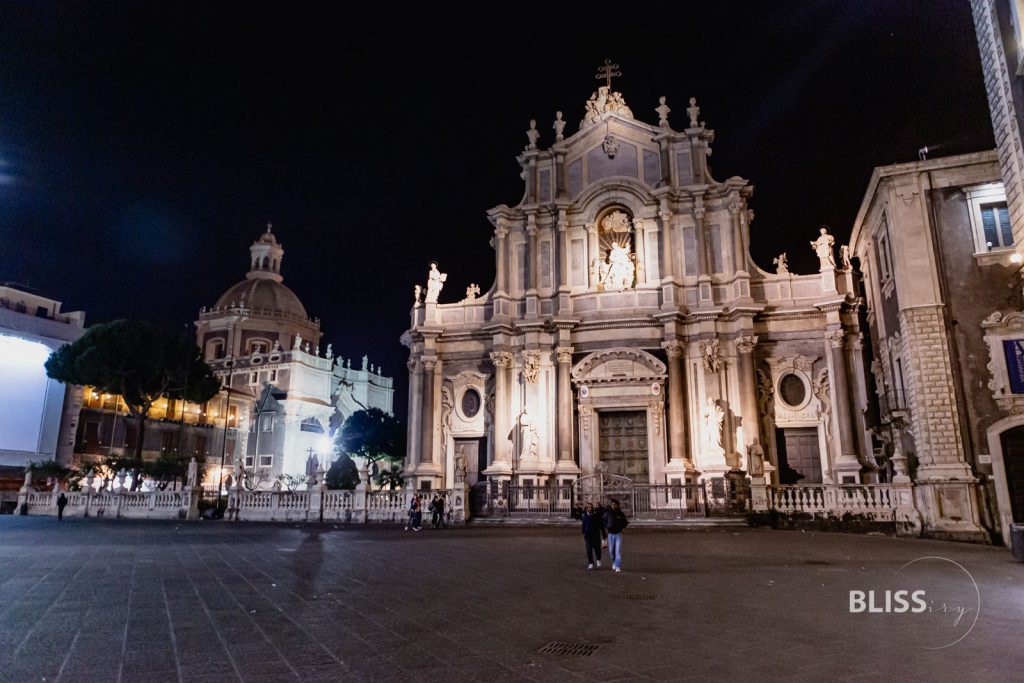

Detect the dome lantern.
[{"left": 247, "top": 222, "right": 285, "bottom": 283}]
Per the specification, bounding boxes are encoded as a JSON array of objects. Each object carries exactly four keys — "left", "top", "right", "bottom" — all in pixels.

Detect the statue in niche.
[
  {"left": 702, "top": 398, "right": 725, "bottom": 460},
  {"left": 519, "top": 406, "right": 539, "bottom": 460},
  {"left": 700, "top": 339, "right": 722, "bottom": 373},
  {"left": 425, "top": 262, "right": 447, "bottom": 303},
  {"left": 810, "top": 226, "right": 836, "bottom": 270},
  {"left": 773, "top": 252, "right": 789, "bottom": 274},
  {"left": 602, "top": 241, "right": 634, "bottom": 291}
]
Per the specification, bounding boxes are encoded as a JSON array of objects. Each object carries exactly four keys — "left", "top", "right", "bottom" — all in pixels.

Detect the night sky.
[{"left": 0, "top": 2, "right": 993, "bottom": 420}]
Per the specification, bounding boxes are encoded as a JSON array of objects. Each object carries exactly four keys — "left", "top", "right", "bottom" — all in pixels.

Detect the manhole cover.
[
  {"left": 539, "top": 641, "right": 599, "bottom": 657},
  {"left": 620, "top": 593, "right": 658, "bottom": 600}
]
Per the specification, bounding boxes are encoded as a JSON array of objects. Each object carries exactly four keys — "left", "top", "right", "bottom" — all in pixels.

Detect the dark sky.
[{"left": 0, "top": 1, "right": 993, "bottom": 420}]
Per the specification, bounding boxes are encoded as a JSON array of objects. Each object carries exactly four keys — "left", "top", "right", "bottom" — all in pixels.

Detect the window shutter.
[
  {"left": 982, "top": 206, "right": 998, "bottom": 248},
  {"left": 998, "top": 205, "right": 1013, "bottom": 247}
]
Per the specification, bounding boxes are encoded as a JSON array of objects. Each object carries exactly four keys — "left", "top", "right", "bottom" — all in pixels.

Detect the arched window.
[{"left": 206, "top": 339, "right": 225, "bottom": 360}]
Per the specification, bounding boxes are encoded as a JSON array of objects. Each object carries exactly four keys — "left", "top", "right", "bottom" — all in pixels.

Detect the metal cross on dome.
[{"left": 595, "top": 59, "right": 621, "bottom": 89}]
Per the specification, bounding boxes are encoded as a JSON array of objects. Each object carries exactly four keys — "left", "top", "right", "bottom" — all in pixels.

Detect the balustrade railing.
[{"left": 765, "top": 483, "right": 899, "bottom": 519}]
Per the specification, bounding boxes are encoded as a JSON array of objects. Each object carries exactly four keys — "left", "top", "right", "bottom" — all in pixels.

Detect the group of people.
[
  {"left": 404, "top": 493, "right": 449, "bottom": 531},
  {"left": 573, "top": 498, "right": 629, "bottom": 572}
]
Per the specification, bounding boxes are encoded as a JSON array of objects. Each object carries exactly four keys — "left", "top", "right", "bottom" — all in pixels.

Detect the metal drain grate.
[
  {"left": 620, "top": 593, "right": 658, "bottom": 600},
  {"left": 539, "top": 641, "right": 599, "bottom": 657}
]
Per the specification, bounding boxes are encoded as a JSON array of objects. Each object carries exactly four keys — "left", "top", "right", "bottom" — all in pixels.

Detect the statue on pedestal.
[
  {"left": 519, "top": 406, "right": 539, "bottom": 460},
  {"left": 810, "top": 227, "right": 836, "bottom": 270},
  {"left": 425, "top": 262, "right": 447, "bottom": 303},
  {"left": 773, "top": 252, "right": 789, "bottom": 274}
]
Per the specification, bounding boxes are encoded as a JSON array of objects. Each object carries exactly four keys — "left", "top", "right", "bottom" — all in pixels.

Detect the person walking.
[
  {"left": 434, "top": 494, "right": 447, "bottom": 529},
  {"left": 581, "top": 503, "right": 604, "bottom": 569},
  {"left": 429, "top": 494, "right": 441, "bottom": 529},
  {"left": 56, "top": 492, "right": 68, "bottom": 521},
  {"left": 412, "top": 495, "right": 423, "bottom": 531},
  {"left": 406, "top": 494, "right": 421, "bottom": 531},
  {"left": 603, "top": 498, "right": 629, "bottom": 572}
]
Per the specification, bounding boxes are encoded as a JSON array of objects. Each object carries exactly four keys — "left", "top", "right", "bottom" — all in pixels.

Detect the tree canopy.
[
  {"left": 334, "top": 408, "right": 405, "bottom": 484},
  {"left": 45, "top": 319, "right": 221, "bottom": 484}
]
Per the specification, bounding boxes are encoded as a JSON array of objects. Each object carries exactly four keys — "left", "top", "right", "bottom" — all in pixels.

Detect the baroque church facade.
[{"left": 403, "top": 83, "right": 872, "bottom": 497}]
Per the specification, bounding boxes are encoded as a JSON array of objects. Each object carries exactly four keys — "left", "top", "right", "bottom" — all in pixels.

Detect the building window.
[
  {"left": 258, "top": 455, "right": 273, "bottom": 468},
  {"left": 980, "top": 203, "right": 1013, "bottom": 250},
  {"left": 249, "top": 372, "right": 259, "bottom": 386},
  {"left": 206, "top": 340, "right": 225, "bottom": 360},
  {"left": 966, "top": 183, "right": 1014, "bottom": 260},
  {"left": 260, "top": 413, "right": 274, "bottom": 432},
  {"left": 268, "top": 369, "right": 278, "bottom": 383},
  {"left": 878, "top": 232, "right": 893, "bottom": 281},
  {"left": 894, "top": 357, "right": 907, "bottom": 409},
  {"left": 248, "top": 340, "right": 269, "bottom": 355},
  {"left": 244, "top": 455, "right": 254, "bottom": 467},
  {"left": 228, "top": 406, "right": 238, "bottom": 427}
]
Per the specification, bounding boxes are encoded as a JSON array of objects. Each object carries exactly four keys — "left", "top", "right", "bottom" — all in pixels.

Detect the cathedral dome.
[
  {"left": 211, "top": 224, "right": 309, "bottom": 321},
  {"left": 214, "top": 278, "right": 308, "bottom": 319}
]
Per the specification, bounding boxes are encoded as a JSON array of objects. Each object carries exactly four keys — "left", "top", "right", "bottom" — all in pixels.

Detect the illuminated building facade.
[{"left": 0, "top": 284, "right": 84, "bottom": 483}]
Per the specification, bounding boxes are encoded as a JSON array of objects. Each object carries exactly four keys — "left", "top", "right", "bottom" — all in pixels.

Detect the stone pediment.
[{"left": 571, "top": 348, "right": 666, "bottom": 384}]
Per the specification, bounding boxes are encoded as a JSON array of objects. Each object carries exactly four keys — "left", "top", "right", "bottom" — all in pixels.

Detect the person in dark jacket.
[
  {"left": 56, "top": 492, "right": 68, "bottom": 521},
  {"left": 434, "top": 494, "right": 447, "bottom": 529},
  {"left": 581, "top": 503, "right": 604, "bottom": 569},
  {"left": 603, "top": 498, "right": 629, "bottom": 572}
]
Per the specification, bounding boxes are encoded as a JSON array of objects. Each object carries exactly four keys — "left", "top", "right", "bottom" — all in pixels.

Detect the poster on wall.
[{"left": 1003, "top": 339, "right": 1024, "bottom": 394}]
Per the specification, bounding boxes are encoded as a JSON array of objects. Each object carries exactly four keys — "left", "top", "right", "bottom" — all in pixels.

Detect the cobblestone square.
[{"left": 0, "top": 518, "right": 1021, "bottom": 682}]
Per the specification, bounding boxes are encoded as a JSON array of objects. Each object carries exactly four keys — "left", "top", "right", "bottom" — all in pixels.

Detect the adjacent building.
[{"left": 0, "top": 284, "right": 84, "bottom": 486}]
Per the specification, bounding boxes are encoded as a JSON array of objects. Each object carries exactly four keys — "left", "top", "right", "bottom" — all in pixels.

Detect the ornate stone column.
[
  {"left": 406, "top": 358, "right": 422, "bottom": 471},
  {"left": 587, "top": 222, "right": 599, "bottom": 288},
  {"left": 485, "top": 351, "right": 514, "bottom": 476},
  {"left": 735, "top": 336, "right": 760, "bottom": 463},
  {"left": 825, "top": 329, "right": 859, "bottom": 479},
  {"left": 554, "top": 346, "right": 579, "bottom": 478},
  {"left": 661, "top": 340, "right": 691, "bottom": 476},
  {"left": 557, "top": 211, "right": 568, "bottom": 289},
  {"left": 659, "top": 201, "right": 674, "bottom": 281},
  {"left": 632, "top": 218, "right": 646, "bottom": 284},
  {"left": 419, "top": 356, "right": 437, "bottom": 465},
  {"left": 495, "top": 223, "right": 509, "bottom": 295},
  {"left": 729, "top": 203, "right": 744, "bottom": 274},
  {"left": 527, "top": 216, "right": 539, "bottom": 293}
]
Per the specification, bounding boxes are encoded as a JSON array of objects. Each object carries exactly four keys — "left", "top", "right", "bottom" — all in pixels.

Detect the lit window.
[{"left": 966, "top": 183, "right": 1015, "bottom": 260}]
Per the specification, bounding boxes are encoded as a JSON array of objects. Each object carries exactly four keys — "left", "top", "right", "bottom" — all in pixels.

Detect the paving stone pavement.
[{"left": 0, "top": 517, "right": 1021, "bottom": 682}]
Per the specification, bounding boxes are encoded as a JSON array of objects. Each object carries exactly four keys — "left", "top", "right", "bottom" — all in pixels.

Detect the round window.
[
  {"left": 461, "top": 388, "right": 481, "bottom": 418},
  {"left": 779, "top": 374, "right": 807, "bottom": 408}
]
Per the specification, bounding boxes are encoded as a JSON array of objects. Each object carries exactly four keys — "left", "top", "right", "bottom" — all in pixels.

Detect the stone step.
[{"left": 467, "top": 515, "right": 748, "bottom": 528}]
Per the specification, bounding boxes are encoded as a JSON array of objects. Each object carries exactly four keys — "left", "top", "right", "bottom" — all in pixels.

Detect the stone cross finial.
[
  {"left": 687, "top": 97, "right": 700, "bottom": 127},
  {"left": 526, "top": 119, "right": 539, "bottom": 149},
  {"left": 595, "top": 58, "right": 621, "bottom": 89},
  {"left": 553, "top": 111, "right": 565, "bottom": 142}
]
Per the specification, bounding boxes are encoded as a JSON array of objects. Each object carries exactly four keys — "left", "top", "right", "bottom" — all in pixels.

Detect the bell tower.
[{"left": 247, "top": 223, "right": 285, "bottom": 283}]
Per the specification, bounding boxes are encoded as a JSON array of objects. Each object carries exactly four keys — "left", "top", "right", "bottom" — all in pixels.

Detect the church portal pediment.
[{"left": 571, "top": 348, "right": 666, "bottom": 384}]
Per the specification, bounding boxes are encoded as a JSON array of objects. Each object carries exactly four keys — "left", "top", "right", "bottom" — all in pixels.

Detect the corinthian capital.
[
  {"left": 736, "top": 335, "right": 758, "bottom": 354},
  {"left": 556, "top": 346, "right": 574, "bottom": 364},
  {"left": 825, "top": 329, "right": 847, "bottom": 348},
  {"left": 421, "top": 355, "right": 438, "bottom": 370},
  {"left": 489, "top": 351, "right": 514, "bottom": 369},
  {"left": 661, "top": 340, "right": 684, "bottom": 359}
]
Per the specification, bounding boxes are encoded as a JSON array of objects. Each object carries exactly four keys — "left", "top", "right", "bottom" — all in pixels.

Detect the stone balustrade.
[
  {"left": 751, "top": 479, "right": 921, "bottom": 535},
  {"left": 228, "top": 486, "right": 468, "bottom": 524},
  {"left": 16, "top": 487, "right": 200, "bottom": 520}
]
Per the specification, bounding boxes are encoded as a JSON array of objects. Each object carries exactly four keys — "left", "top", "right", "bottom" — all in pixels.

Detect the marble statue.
[
  {"left": 519, "top": 406, "right": 539, "bottom": 460},
  {"left": 465, "top": 283, "right": 480, "bottom": 300},
  {"left": 773, "top": 252, "right": 789, "bottom": 274},
  {"left": 326, "top": 344, "right": 333, "bottom": 359},
  {"left": 315, "top": 345, "right": 320, "bottom": 357},
  {"left": 272, "top": 339, "right": 280, "bottom": 351},
  {"left": 701, "top": 339, "right": 722, "bottom": 373},
  {"left": 362, "top": 355, "right": 369, "bottom": 370},
  {"left": 810, "top": 227, "right": 836, "bottom": 270},
  {"left": 602, "top": 241, "right": 634, "bottom": 291},
  {"left": 553, "top": 111, "right": 565, "bottom": 142},
  {"left": 293, "top": 334, "right": 302, "bottom": 350},
  {"left": 747, "top": 439, "right": 765, "bottom": 477},
  {"left": 425, "top": 262, "right": 447, "bottom": 303},
  {"left": 656, "top": 96, "right": 671, "bottom": 128},
  {"left": 687, "top": 97, "right": 700, "bottom": 127},
  {"left": 186, "top": 457, "right": 198, "bottom": 487},
  {"left": 840, "top": 244, "right": 852, "bottom": 270},
  {"left": 581, "top": 86, "right": 633, "bottom": 127},
  {"left": 304, "top": 342, "right": 311, "bottom": 353},
  {"left": 702, "top": 398, "right": 725, "bottom": 459},
  {"left": 526, "top": 119, "right": 539, "bottom": 149},
  {"left": 413, "top": 284, "right": 421, "bottom": 305}
]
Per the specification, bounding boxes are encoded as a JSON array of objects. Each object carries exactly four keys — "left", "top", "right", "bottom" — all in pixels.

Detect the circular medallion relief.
[
  {"left": 779, "top": 373, "right": 808, "bottom": 408},
  {"left": 461, "top": 388, "right": 481, "bottom": 418}
]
